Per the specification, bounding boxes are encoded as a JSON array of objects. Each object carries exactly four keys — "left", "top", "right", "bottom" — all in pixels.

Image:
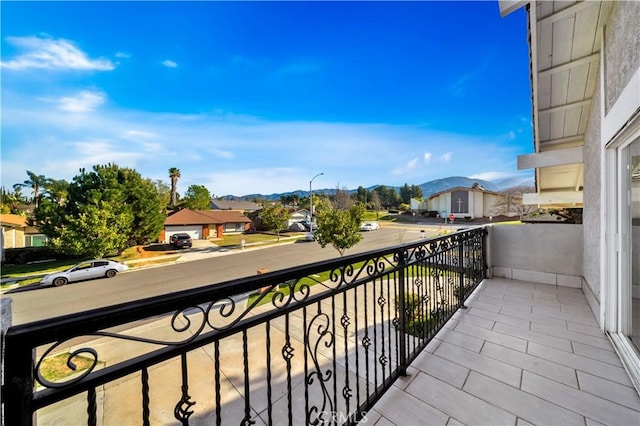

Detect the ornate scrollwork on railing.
[
  {"left": 271, "top": 278, "right": 312, "bottom": 310},
  {"left": 35, "top": 347, "right": 99, "bottom": 389},
  {"left": 328, "top": 255, "right": 396, "bottom": 288},
  {"left": 305, "top": 312, "right": 335, "bottom": 426},
  {"left": 174, "top": 388, "right": 195, "bottom": 423}
]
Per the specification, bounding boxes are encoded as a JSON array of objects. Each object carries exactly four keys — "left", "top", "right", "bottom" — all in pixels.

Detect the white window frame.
[{"left": 603, "top": 70, "right": 640, "bottom": 392}]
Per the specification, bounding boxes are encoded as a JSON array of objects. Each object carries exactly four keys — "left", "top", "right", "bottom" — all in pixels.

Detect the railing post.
[
  {"left": 458, "top": 236, "right": 467, "bottom": 309},
  {"left": 3, "top": 331, "right": 35, "bottom": 426},
  {"left": 397, "top": 249, "right": 407, "bottom": 376},
  {"left": 482, "top": 227, "right": 489, "bottom": 279}
]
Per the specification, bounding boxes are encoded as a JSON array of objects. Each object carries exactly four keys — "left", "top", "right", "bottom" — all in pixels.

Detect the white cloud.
[
  {"left": 162, "top": 59, "right": 177, "bottom": 68},
  {"left": 469, "top": 171, "right": 513, "bottom": 181},
  {"left": 424, "top": 152, "right": 432, "bottom": 163},
  {"left": 440, "top": 152, "right": 452, "bottom": 163},
  {"left": 115, "top": 52, "right": 131, "bottom": 58},
  {"left": 508, "top": 130, "right": 516, "bottom": 140},
  {"left": 1, "top": 94, "right": 529, "bottom": 196},
  {"left": 1, "top": 36, "right": 115, "bottom": 71},
  {"left": 58, "top": 91, "right": 105, "bottom": 112}
]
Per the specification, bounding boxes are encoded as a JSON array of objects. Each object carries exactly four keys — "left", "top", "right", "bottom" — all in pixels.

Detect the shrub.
[
  {"left": 397, "top": 293, "right": 436, "bottom": 338},
  {"left": 2, "top": 247, "right": 74, "bottom": 265}
]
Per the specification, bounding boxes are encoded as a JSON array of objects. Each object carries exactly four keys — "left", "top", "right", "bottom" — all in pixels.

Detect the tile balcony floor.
[{"left": 368, "top": 278, "right": 640, "bottom": 426}]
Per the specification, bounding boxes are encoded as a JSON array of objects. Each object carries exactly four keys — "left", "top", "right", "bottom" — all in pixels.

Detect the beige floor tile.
[
  {"left": 463, "top": 371, "right": 585, "bottom": 425},
  {"left": 527, "top": 342, "right": 633, "bottom": 386},
  {"left": 480, "top": 341, "right": 578, "bottom": 387},
  {"left": 530, "top": 322, "right": 612, "bottom": 351},
  {"left": 374, "top": 385, "right": 449, "bottom": 426},
  {"left": 434, "top": 327, "right": 484, "bottom": 353},
  {"left": 406, "top": 372, "right": 516, "bottom": 426},
  {"left": 521, "top": 371, "right": 640, "bottom": 426},
  {"left": 577, "top": 371, "right": 640, "bottom": 410},
  {"left": 411, "top": 351, "right": 470, "bottom": 389},
  {"left": 493, "top": 322, "right": 573, "bottom": 352},
  {"left": 571, "top": 342, "right": 623, "bottom": 366},
  {"left": 434, "top": 342, "right": 521, "bottom": 388},
  {"left": 454, "top": 321, "right": 528, "bottom": 352},
  {"left": 466, "top": 306, "right": 531, "bottom": 329}
]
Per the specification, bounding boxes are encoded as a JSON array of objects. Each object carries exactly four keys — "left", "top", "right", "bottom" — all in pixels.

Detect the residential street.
[{"left": 3, "top": 224, "right": 454, "bottom": 325}]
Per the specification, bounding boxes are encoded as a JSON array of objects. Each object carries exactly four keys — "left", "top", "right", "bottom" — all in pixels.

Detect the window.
[
  {"left": 605, "top": 123, "right": 640, "bottom": 392},
  {"left": 25, "top": 234, "right": 47, "bottom": 247}
]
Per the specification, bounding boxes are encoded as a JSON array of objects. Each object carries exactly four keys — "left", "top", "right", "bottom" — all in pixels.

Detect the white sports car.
[{"left": 40, "top": 260, "right": 129, "bottom": 287}]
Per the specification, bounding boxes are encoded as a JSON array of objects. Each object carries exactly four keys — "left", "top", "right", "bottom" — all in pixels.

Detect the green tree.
[
  {"left": 315, "top": 202, "right": 365, "bottom": 256},
  {"left": 0, "top": 186, "right": 27, "bottom": 214},
  {"left": 182, "top": 185, "right": 212, "bottom": 210},
  {"left": 260, "top": 204, "right": 290, "bottom": 241},
  {"left": 400, "top": 183, "right": 412, "bottom": 204},
  {"left": 332, "top": 185, "right": 354, "bottom": 210},
  {"left": 42, "top": 179, "right": 69, "bottom": 206},
  {"left": 168, "top": 167, "right": 181, "bottom": 208},
  {"left": 410, "top": 184, "right": 423, "bottom": 199},
  {"left": 13, "top": 170, "right": 49, "bottom": 209},
  {"left": 34, "top": 164, "right": 166, "bottom": 257},
  {"left": 369, "top": 191, "right": 382, "bottom": 220},
  {"left": 356, "top": 186, "right": 370, "bottom": 205},
  {"left": 51, "top": 199, "right": 134, "bottom": 258},
  {"left": 153, "top": 180, "right": 172, "bottom": 208}
]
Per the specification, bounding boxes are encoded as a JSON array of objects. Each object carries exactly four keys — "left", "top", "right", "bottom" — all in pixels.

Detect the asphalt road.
[{"left": 4, "top": 224, "right": 453, "bottom": 325}]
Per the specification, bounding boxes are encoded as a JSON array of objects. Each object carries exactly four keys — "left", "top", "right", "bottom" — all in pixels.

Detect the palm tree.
[
  {"left": 13, "top": 170, "right": 49, "bottom": 209},
  {"left": 43, "top": 179, "right": 70, "bottom": 206},
  {"left": 168, "top": 167, "right": 181, "bottom": 208}
]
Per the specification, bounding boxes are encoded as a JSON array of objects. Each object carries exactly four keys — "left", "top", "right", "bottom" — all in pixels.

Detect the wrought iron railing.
[{"left": 3, "top": 227, "right": 486, "bottom": 425}]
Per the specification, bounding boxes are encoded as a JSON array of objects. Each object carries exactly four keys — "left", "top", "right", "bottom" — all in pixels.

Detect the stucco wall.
[
  {"left": 582, "top": 69, "right": 602, "bottom": 301},
  {"left": 489, "top": 224, "right": 583, "bottom": 286},
  {"left": 604, "top": 1, "right": 640, "bottom": 114}
]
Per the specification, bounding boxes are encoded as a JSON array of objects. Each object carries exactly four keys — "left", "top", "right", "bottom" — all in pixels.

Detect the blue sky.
[{"left": 1, "top": 1, "right": 533, "bottom": 197}]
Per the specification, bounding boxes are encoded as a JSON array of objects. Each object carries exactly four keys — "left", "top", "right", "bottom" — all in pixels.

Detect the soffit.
[{"left": 529, "top": 0, "right": 612, "bottom": 207}]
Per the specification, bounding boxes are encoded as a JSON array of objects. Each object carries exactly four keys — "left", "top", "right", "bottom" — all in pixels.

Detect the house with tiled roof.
[
  {"left": 161, "top": 209, "right": 251, "bottom": 243},
  {"left": 0, "top": 213, "right": 47, "bottom": 249},
  {"left": 210, "top": 199, "right": 261, "bottom": 212}
]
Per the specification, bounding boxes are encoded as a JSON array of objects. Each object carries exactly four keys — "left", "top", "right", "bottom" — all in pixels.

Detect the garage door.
[{"left": 165, "top": 226, "right": 202, "bottom": 242}]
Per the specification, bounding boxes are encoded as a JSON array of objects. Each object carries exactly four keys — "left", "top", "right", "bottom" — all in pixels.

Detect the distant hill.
[{"left": 221, "top": 175, "right": 533, "bottom": 201}]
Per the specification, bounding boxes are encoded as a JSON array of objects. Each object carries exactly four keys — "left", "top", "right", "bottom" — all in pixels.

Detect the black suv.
[{"left": 170, "top": 233, "right": 193, "bottom": 249}]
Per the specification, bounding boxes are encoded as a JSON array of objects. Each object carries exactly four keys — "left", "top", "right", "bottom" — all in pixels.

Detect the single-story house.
[
  {"left": 210, "top": 199, "right": 261, "bottom": 212},
  {"left": 161, "top": 209, "right": 252, "bottom": 243},
  {"left": 428, "top": 184, "right": 501, "bottom": 219},
  {"left": 0, "top": 213, "right": 47, "bottom": 249}
]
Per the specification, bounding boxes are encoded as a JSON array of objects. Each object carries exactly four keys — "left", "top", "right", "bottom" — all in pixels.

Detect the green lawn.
[
  {"left": 216, "top": 232, "right": 305, "bottom": 247},
  {"left": 363, "top": 211, "right": 397, "bottom": 222}
]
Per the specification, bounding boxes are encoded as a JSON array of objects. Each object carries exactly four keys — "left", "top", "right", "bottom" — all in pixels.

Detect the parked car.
[
  {"left": 304, "top": 232, "right": 316, "bottom": 242},
  {"left": 300, "top": 220, "right": 318, "bottom": 231},
  {"left": 40, "top": 260, "right": 129, "bottom": 287},
  {"left": 360, "top": 222, "right": 380, "bottom": 231},
  {"left": 171, "top": 233, "right": 193, "bottom": 248}
]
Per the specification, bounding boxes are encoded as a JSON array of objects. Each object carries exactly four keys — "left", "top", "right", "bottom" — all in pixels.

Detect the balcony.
[
  {"left": 2, "top": 225, "right": 639, "bottom": 425},
  {"left": 370, "top": 277, "right": 640, "bottom": 425}
]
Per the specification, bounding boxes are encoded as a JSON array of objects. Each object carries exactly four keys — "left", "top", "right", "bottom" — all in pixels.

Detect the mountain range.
[{"left": 221, "top": 175, "right": 535, "bottom": 201}]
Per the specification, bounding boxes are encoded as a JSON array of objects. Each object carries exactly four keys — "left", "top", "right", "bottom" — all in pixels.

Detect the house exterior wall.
[
  {"left": 583, "top": 65, "right": 603, "bottom": 304},
  {"left": 583, "top": 1, "right": 640, "bottom": 311},
  {"left": 1, "top": 228, "right": 25, "bottom": 249},
  {"left": 483, "top": 193, "right": 500, "bottom": 217},
  {"left": 489, "top": 224, "right": 583, "bottom": 287},
  {"left": 603, "top": 1, "right": 640, "bottom": 115}
]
